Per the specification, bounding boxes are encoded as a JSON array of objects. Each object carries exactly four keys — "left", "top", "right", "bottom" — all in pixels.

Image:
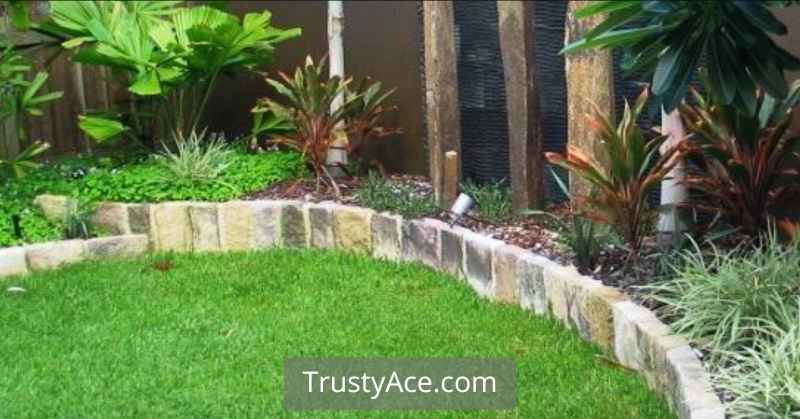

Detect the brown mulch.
[{"left": 245, "top": 174, "right": 665, "bottom": 289}]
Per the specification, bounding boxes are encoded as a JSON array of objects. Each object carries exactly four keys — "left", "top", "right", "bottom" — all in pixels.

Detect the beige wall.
[{"left": 206, "top": 1, "right": 427, "bottom": 175}]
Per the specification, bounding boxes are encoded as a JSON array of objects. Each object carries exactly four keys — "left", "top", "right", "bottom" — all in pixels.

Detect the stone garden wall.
[{"left": 0, "top": 195, "right": 725, "bottom": 419}]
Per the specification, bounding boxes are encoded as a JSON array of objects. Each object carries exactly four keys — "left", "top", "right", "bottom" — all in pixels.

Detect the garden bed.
[{"left": 0, "top": 150, "right": 304, "bottom": 248}]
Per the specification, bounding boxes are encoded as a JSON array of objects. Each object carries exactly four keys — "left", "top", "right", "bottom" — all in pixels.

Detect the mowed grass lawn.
[{"left": 0, "top": 249, "right": 674, "bottom": 418}]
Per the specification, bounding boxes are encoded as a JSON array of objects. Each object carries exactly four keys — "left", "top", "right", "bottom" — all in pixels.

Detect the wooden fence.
[{"left": 1, "top": 1, "right": 130, "bottom": 159}]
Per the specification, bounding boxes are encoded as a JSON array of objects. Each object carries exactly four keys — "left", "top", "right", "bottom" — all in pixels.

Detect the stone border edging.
[
  {"left": 0, "top": 234, "right": 149, "bottom": 277},
  {"left": 8, "top": 195, "right": 725, "bottom": 419}
]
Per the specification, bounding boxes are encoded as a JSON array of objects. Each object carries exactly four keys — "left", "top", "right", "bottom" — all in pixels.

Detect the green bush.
[
  {"left": 461, "top": 179, "right": 513, "bottom": 223},
  {"left": 78, "top": 150, "right": 304, "bottom": 203},
  {"left": 357, "top": 172, "right": 439, "bottom": 219},
  {"left": 644, "top": 232, "right": 800, "bottom": 362},
  {"left": 716, "top": 323, "right": 800, "bottom": 419},
  {"left": 0, "top": 150, "right": 304, "bottom": 247}
]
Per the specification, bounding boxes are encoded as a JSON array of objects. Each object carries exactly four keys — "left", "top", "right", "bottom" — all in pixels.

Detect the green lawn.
[{"left": 0, "top": 250, "right": 675, "bottom": 418}]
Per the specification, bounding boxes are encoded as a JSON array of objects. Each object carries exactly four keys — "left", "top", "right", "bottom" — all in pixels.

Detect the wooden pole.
[
  {"left": 443, "top": 151, "right": 459, "bottom": 207},
  {"left": 498, "top": 0, "right": 544, "bottom": 211},
  {"left": 424, "top": 1, "right": 462, "bottom": 207},
  {"left": 565, "top": 0, "right": 614, "bottom": 202}
]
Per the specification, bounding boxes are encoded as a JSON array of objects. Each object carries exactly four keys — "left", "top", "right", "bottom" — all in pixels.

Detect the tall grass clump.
[
  {"left": 644, "top": 231, "right": 800, "bottom": 362},
  {"left": 158, "top": 130, "right": 232, "bottom": 185},
  {"left": 461, "top": 179, "right": 513, "bottom": 223},
  {"left": 716, "top": 324, "right": 800, "bottom": 419}
]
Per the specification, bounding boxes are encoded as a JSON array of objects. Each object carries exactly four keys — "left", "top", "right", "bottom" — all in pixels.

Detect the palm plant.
[
  {"left": 545, "top": 87, "right": 687, "bottom": 251},
  {"left": 0, "top": 38, "right": 61, "bottom": 182},
  {"left": 562, "top": 1, "right": 800, "bottom": 113},
  {"left": 257, "top": 56, "right": 360, "bottom": 193},
  {"left": 679, "top": 81, "right": 800, "bottom": 235},
  {"left": 34, "top": 1, "right": 300, "bottom": 145}
]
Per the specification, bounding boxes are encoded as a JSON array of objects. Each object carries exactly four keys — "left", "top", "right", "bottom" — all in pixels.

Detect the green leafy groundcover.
[
  {"left": 0, "top": 249, "right": 674, "bottom": 419},
  {"left": 0, "top": 150, "right": 304, "bottom": 247}
]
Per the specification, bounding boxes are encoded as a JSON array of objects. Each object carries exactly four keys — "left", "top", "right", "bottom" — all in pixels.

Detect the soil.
[{"left": 245, "top": 174, "right": 672, "bottom": 290}]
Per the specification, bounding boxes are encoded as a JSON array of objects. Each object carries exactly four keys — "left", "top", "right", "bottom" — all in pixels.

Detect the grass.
[{"left": 0, "top": 250, "right": 674, "bottom": 418}]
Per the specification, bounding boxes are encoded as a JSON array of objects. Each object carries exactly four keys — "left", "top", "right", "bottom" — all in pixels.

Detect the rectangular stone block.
[
  {"left": 307, "top": 203, "right": 336, "bottom": 249},
  {"left": 86, "top": 235, "right": 148, "bottom": 259},
  {"left": 371, "top": 213, "right": 402, "bottom": 260},
  {"left": 128, "top": 204, "right": 152, "bottom": 235},
  {"left": 543, "top": 264, "right": 602, "bottom": 331},
  {"left": 25, "top": 240, "right": 86, "bottom": 272},
  {"left": 91, "top": 202, "right": 131, "bottom": 235},
  {"left": 281, "top": 202, "right": 308, "bottom": 248},
  {"left": 219, "top": 201, "right": 255, "bottom": 251},
  {"left": 613, "top": 301, "right": 671, "bottom": 371},
  {"left": 492, "top": 245, "right": 528, "bottom": 304},
  {"left": 333, "top": 206, "right": 373, "bottom": 253},
  {"left": 440, "top": 226, "right": 466, "bottom": 279},
  {"left": 401, "top": 219, "right": 442, "bottom": 269},
  {"left": 150, "top": 202, "right": 192, "bottom": 252},
  {"left": 33, "top": 194, "right": 75, "bottom": 223},
  {"left": 666, "top": 346, "right": 725, "bottom": 419},
  {"left": 463, "top": 232, "right": 502, "bottom": 298},
  {"left": 251, "top": 201, "right": 282, "bottom": 248},
  {"left": 0, "top": 247, "right": 28, "bottom": 278},
  {"left": 581, "top": 286, "right": 628, "bottom": 353},
  {"left": 518, "top": 254, "right": 549, "bottom": 315},
  {"left": 189, "top": 204, "right": 221, "bottom": 252}
]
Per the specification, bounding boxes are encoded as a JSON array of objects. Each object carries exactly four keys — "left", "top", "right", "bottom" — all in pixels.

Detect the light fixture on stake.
[{"left": 448, "top": 193, "right": 475, "bottom": 227}]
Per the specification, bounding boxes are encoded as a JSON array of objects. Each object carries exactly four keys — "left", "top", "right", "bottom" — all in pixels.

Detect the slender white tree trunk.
[
  {"left": 326, "top": 0, "right": 347, "bottom": 174},
  {"left": 657, "top": 108, "right": 688, "bottom": 243}
]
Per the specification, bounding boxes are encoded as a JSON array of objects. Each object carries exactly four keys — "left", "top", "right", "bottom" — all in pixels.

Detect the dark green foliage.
[
  {"left": 0, "top": 150, "right": 304, "bottom": 247},
  {"left": 562, "top": 1, "right": 800, "bottom": 113},
  {"left": 357, "top": 172, "right": 439, "bottom": 219},
  {"left": 461, "top": 179, "right": 514, "bottom": 223},
  {"left": 0, "top": 250, "right": 674, "bottom": 418},
  {"left": 77, "top": 151, "right": 305, "bottom": 203}
]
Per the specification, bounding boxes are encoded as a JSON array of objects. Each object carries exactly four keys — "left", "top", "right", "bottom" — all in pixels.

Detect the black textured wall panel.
[
  {"left": 453, "top": 1, "right": 510, "bottom": 185},
  {"left": 420, "top": 1, "right": 661, "bottom": 204}
]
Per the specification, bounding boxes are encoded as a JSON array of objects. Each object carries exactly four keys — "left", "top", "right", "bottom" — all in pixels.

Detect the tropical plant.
[
  {"left": 545, "top": 87, "right": 687, "bottom": 251},
  {"left": 562, "top": 1, "right": 800, "bottom": 113},
  {"left": 644, "top": 230, "right": 800, "bottom": 362},
  {"left": 157, "top": 129, "right": 232, "bottom": 185},
  {"left": 525, "top": 171, "right": 616, "bottom": 273},
  {"left": 34, "top": 1, "right": 300, "bottom": 145},
  {"left": 344, "top": 78, "right": 400, "bottom": 158},
  {"left": 258, "top": 55, "right": 360, "bottom": 192},
  {"left": 0, "top": 37, "right": 61, "bottom": 181},
  {"left": 715, "top": 322, "right": 800, "bottom": 419},
  {"left": 679, "top": 81, "right": 800, "bottom": 235},
  {"left": 461, "top": 179, "right": 513, "bottom": 223}
]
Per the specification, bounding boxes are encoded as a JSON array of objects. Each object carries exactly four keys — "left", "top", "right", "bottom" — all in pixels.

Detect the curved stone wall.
[{"left": 4, "top": 197, "right": 725, "bottom": 419}]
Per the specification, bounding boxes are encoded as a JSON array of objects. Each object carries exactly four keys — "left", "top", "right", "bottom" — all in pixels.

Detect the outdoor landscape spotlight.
[{"left": 449, "top": 193, "right": 475, "bottom": 227}]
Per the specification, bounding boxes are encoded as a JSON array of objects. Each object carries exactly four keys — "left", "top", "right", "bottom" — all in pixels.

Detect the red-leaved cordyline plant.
[
  {"left": 679, "top": 82, "right": 800, "bottom": 236},
  {"left": 256, "top": 56, "right": 359, "bottom": 193},
  {"left": 255, "top": 56, "right": 400, "bottom": 192},
  {"left": 344, "top": 78, "right": 401, "bottom": 161},
  {"left": 546, "top": 87, "right": 688, "bottom": 252}
]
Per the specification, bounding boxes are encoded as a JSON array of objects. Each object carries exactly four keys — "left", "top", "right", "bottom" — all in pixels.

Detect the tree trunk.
[
  {"left": 326, "top": 0, "right": 347, "bottom": 175},
  {"left": 423, "top": 1, "right": 462, "bottom": 207},
  {"left": 565, "top": 0, "right": 614, "bottom": 203},
  {"left": 498, "top": 0, "right": 544, "bottom": 211}
]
